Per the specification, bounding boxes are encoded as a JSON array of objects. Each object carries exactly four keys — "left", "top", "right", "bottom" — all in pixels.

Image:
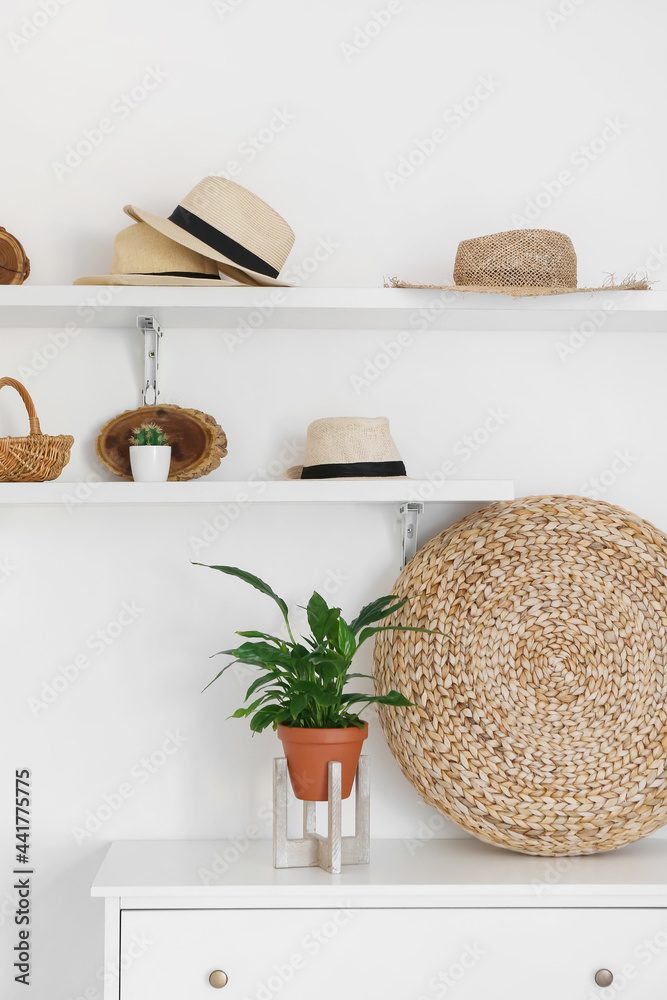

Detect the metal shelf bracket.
[
  {"left": 137, "top": 315, "right": 163, "bottom": 406},
  {"left": 400, "top": 501, "right": 424, "bottom": 568}
]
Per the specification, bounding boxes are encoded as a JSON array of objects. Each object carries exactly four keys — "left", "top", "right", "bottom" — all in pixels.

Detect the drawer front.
[{"left": 120, "top": 907, "right": 667, "bottom": 1000}]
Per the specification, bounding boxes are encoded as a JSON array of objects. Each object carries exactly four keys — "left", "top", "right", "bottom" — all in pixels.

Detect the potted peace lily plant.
[
  {"left": 197, "top": 564, "right": 434, "bottom": 801},
  {"left": 129, "top": 422, "right": 171, "bottom": 482}
]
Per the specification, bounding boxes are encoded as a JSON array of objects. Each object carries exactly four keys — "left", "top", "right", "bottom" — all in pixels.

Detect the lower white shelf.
[{"left": 0, "top": 479, "right": 514, "bottom": 506}]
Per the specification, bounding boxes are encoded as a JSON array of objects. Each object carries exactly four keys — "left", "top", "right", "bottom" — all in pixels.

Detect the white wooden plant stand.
[{"left": 273, "top": 756, "right": 370, "bottom": 874}]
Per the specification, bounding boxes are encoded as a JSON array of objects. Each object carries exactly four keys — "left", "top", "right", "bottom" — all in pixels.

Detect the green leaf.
[
  {"left": 335, "top": 618, "right": 357, "bottom": 659},
  {"left": 342, "top": 690, "right": 413, "bottom": 708},
  {"left": 223, "top": 641, "right": 295, "bottom": 670},
  {"left": 313, "top": 660, "right": 343, "bottom": 685},
  {"left": 348, "top": 595, "right": 408, "bottom": 634},
  {"left": 249, "top": 704, "right": 288, "bottom": 733},
  {"left": 236, "top": 630, "right": 284, "bottom": 643},
  {"left": 288, "top": 693, "right": 308, "bottom": 718},
  {"left": 306, "top": 591, "right": 337, "bottom": 643},
  {"left": 201, "top": 660, "right": 240, "bottom": 692},
  {"left": 357, "top": 625, "right": 444, "bottom": 646},
  {"left": 194, "top": 563, "right": 294, "bottom": 640},
  {"left": 244, "top": 674, "right": 283, "bottom": 700},
  {"left": 227, "top": 696, "right": 265, "bottom": 720}
]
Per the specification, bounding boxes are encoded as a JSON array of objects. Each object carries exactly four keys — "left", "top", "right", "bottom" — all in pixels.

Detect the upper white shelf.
[
  {"left": 91, "top": 838, "right": 667, "bottom": 908},
  {"left": 0, "top": 479, "right": 513, "bottom": 506},
  {"left": 0, "top": 286, "right": 664, "bottom": 332}
]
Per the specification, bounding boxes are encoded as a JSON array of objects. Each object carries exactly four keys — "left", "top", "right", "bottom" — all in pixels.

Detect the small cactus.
[{"left": 130, "top": 422, "right": 168, "bottom": 447}]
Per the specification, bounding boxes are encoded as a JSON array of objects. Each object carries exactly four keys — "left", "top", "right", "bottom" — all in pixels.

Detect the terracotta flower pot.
[{"left": 277, "top": 723, "right": 369, "bottom": 802}]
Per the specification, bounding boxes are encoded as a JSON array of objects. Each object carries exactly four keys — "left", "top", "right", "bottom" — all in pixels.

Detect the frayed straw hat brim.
[
  {"left": 124, "top": 205, "right": 293, "bottom": 287},
  {"left": 385, "top": 277, "right": 651, "bottom": 295}
]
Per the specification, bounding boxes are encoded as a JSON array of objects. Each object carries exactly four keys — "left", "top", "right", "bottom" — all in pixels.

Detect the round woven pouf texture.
[{"left": 373, "top": 495, "right": 667, "bottom": 856}]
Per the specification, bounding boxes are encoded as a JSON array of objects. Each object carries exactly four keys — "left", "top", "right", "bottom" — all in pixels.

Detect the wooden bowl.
[
  {"left": 96, "top": 404, "right": 227, "bottom": 481},
  {"left": 0, "top": 228, "right": 30, "bottom": 285}
]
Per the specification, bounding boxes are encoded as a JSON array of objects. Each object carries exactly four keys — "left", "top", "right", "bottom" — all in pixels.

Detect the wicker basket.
[
  {"left": 0, "top": 378, "right": 74, "bottom": 482},
  {"left": 373, "top": 495, "right": 667, "bottom": 856}
]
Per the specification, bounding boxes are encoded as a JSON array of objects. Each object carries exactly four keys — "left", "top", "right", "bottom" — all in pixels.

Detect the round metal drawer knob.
[
  {"left": 209, "top": 970, "right": 228, "bottom": 989},
  {"left": 595, "top": 969, "right": 614, "bottom": 988}
]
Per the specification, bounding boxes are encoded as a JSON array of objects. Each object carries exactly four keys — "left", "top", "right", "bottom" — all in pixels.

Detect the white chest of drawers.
[{"left": 91, "top": 838, "right": 667, "bottom": 1000}]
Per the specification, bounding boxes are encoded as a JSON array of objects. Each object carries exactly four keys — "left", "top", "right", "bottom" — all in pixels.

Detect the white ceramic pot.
[{"left": 129, "top": 445, "right": 172, "bottom": 482}]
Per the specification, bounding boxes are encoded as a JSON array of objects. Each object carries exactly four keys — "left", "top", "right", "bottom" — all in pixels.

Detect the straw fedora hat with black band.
[
  {"left": 387, "top": 229, "right": 650, "bottom": 296},
  {"left": 124, "top": 176, "right": 295, "bottom": 287},
  {"left": 73, "top": 223, "right": 241, "bottom": 286},
  {"left": 284, "top": 416, "right": 408, "bottom": 480}
]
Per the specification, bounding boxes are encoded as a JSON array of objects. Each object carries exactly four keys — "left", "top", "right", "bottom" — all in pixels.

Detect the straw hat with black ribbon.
[
  {"left": 74, "top": 223, "right": 241, "bottom": 286},
  {"left": 123, "top": 176, "right": 295, "bottom": 287},
  {"left": 387, "top": 229, "right": 650, "bottom": 296},
  {"left": 284, "top": 416, "right": 408, "bottom": 480}
]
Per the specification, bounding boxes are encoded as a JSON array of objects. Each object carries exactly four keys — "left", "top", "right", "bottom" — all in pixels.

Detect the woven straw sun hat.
[
  {"left": 284, "top": 416, "right": 408, "bottom": 480},
  {"left": 123, "top": 176, "right": 295, "bottom": 287},
  {"left": 73, "top": 223, "right": 240, "bottom": 286},
  {"left": 388, "top": 229, "right": 650, "bottom": 296}
]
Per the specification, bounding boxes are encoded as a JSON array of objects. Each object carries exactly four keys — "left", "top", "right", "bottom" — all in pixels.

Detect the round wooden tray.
[
  {"left": 0, "top": 228, "right": 30, "bottom": 285},
  {"left": 96, "top": 404, "right": 227, "bottom": 481}
]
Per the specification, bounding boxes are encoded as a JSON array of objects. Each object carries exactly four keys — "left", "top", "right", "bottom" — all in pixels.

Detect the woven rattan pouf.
[{"left": 373, "top": 495, "right": 667, "bottom": 856}]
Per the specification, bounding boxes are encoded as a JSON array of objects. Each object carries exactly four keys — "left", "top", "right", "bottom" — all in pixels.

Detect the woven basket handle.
[{"left": 0, "top": 377, "right": 42, "bottom": 435}]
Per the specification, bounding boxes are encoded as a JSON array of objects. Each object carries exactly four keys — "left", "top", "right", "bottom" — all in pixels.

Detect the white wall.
[{"left": 1, "top": 1, "right": 667, "bottom": 997}]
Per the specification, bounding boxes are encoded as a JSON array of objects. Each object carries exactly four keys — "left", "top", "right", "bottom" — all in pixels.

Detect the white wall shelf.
[
  {"left": 0, "top": 479, "right": 514, "bottom": 506},
  {"left": 0, "top": 286, "right": 664, "bottom": 332}
]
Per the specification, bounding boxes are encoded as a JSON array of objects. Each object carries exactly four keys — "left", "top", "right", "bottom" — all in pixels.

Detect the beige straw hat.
[
  {"left": 124, "top": 176, "right": 295, "bottom": 287},
  {"left": 387, "top": 229, "right": 650, "bottom": 296},
  {"left": 73, "top": 223, "right": 240, "bottom": 286},
  {"left": 284, "top": 416, "right": 408, "bottom": 480}
]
